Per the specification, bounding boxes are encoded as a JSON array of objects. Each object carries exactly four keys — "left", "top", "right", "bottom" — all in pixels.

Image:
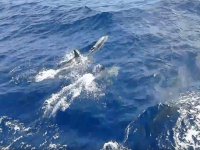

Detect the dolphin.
[
  {"left": 60, "top": 35, "right": 109, "bottom": 66},
  {"left": 35, "top": 36, "right": 109, "bottom": 82},
  {"left": 89, "top": 35, "right": 109, "bottom": 54}
]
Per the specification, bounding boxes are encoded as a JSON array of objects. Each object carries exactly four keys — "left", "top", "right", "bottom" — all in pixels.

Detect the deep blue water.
[{"left": 1, "top": 0, "right": 200, "bottom": 149}]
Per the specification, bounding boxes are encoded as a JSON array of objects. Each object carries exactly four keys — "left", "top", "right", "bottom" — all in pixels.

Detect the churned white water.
[
  {"left": 35, "top": 69, "right": 60, "bottom": 82},
  {"left": 101, "top": 141, "right": 130, "bottom": 150},
  {"left": 34, "top": 50, "right": 119, "bottom": 118},
  {"left": 172, "top": 92, "right": 200, "bottom": 150},
  {"left": 43, "top": 73, "right": 99, "bottom": 117}
]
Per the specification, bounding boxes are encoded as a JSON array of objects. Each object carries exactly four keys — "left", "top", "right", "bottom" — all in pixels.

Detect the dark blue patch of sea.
[{"left": 1, "top": 0, "right": 200, "bottom": 149}]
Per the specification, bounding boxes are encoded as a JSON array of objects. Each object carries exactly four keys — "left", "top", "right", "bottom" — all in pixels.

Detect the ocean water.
[{"left": 0, "top": 0, "right": 200, "bottom": 149}]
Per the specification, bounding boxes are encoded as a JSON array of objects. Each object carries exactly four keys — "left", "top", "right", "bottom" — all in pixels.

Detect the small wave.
[
  {"left": 123, "top": 91, "right": 200, "bottom": 149},
  {"left": 57, "top": 11, "right": 114, "bottom": 33}
]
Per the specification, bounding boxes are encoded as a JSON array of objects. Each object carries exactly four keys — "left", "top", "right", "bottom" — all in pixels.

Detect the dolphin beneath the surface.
[{"left": 89, "top": 35, "right": 109, "bottom": 54}]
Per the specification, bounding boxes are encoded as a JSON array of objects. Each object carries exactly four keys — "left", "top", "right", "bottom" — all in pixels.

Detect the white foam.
[
  {"left": 48, "top": 143, "right": 57, "bottom": 149},
  {"left": 101, "top": 141, "right": 130, "bottom": 150},
  {"left": 35, "top": 69, "right": 59, "bottom": 82},
  {"left": 172, "top": 92, "right": 200, "bottom": 149},
  {"left": 0, "top": 116, "right": 68, "bottom": 149},
  {"left": 48, "top": 143, "right": 67, "bottom": 150},
  {"left": 43, "top": 73, "right": 99, "bottom": 117}
]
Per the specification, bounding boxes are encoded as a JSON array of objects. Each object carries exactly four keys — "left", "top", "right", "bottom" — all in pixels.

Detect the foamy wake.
[
  {"left": 43, "top": 73, "right": 101, "bottom": 117},
  {"left": 172, "top": 92, "right": 200, "bottom": 149}
]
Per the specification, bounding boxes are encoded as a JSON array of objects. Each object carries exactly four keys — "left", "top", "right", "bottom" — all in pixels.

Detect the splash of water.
[
  {"left": 35, "top": 69, "right": 60, "bottom": 82},
  {"left": 42, "top": 65, "right": 119, "bottom": 118},
  {"left": 43, "top": 73, "right": 100, "bottom": 117}
]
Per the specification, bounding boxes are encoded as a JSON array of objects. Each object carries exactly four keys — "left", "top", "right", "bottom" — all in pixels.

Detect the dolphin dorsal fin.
[{"left": 73, "top": 49, "right": 80, "bottom": 58}]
